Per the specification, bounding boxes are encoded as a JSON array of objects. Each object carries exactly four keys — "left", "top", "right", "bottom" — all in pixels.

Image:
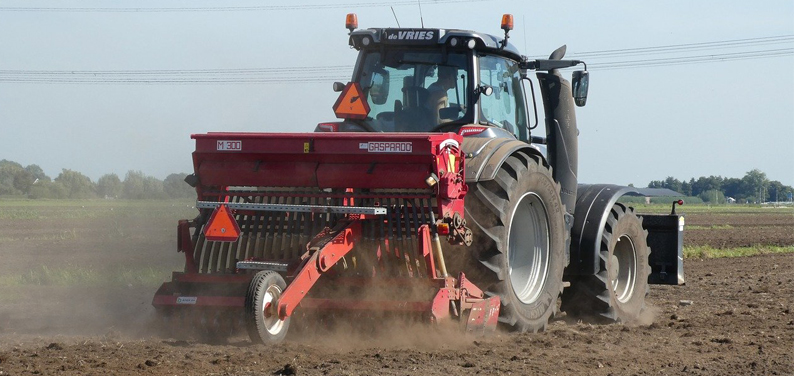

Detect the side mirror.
[
  {"left": 333, "top": 82, "right": 345, "bottom": 92},
  {"left": 572, "top": 70, "right": 589, "bottom": 107},
  {"left": 369, "top": 68, "right": 390, "bottom": 105}
]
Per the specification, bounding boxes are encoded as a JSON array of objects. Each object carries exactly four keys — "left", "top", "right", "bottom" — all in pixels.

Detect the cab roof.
[{"left": 349, "top": 28, "right": 524, "bottom": 63}]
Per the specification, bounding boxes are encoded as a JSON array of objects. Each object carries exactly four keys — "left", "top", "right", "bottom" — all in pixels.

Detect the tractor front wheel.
[{"left": 458, "top": 152, "right": 567, "bottom": 333}]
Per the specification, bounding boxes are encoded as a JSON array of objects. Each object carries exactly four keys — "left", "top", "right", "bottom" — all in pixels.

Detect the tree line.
[
  {"left": 648, "top": 169, "right": 793, "bottom": 204},
  {"left": 0, "top": 159, "right": 194, "bottom": 199}
]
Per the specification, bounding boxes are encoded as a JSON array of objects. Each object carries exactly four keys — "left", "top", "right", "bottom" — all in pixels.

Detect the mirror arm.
[{"left": 521, "top": 59, "right": 585, "bottom": 72}]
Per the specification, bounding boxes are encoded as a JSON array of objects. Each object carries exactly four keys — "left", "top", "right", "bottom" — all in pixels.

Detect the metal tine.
[
  {"left": 248, "top": 194, "right": 266, "bottom": 260},
  {"left": 263, "top": 194, "right": 279, "bottom": 259},
  {"left": 284, "top": 198, "right": 298, "bottom": 258},
  {"left": 229, "top": 195, "right": 248, "bottom": 271},
  {"left": 208, "top": 232, "right": 222, "bottom": 273},
  {"left": 239, "top": 194, "right": 259, "bottom": 261},
  {"left": 394, "top": 194, "right": 411, "bottom": 276},
  {"left": 291, "top": 193, "right": 305, "bottom": 257},
  {"left": 367, "top": 195, "right": 378, "bottom": 274},
  {"left": 198, "top": 232, "right": 211, "bottom": 274},
  {"left": 310, "top": 195, "right": 323, "bottom": 245},
  {"left": 218, "top": 195, "right": 241, "bottom": 272},
  {"left": 386, "top": 195, "right": 401, "bottom": 277},
  {"left": 193, "top": 217, "right": 208, "bottom": 273},
  {"left": 377, "top": 195, "right": 387, "bottom": 275},
  {"left": 408, "top": 198, "right": 423, "bottom": 277},
  {"left": 298, "top": 194, "right": 313, "bottom": 259},
  {"left": 272, "top": 195, "right": 291, "bottom": 260},
  {"left": 287, "top": 195, "right": 300, "bottom": 259},
  {"left": 401, "top": 200, "right": 416, "bottom": 277},
  {"left": 254, "top": 194, "right": 272, "bottom": 260},
  {"left": 417, "top": 197, "right": 429, "bottom": 274},
  {"left": 359, "top": 196, "right": 376, "bottom": 275}
]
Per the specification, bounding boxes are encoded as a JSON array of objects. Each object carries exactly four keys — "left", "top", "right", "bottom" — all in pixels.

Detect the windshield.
[{"left": 356, "top": 50, "right": 469, "bottom": 132}]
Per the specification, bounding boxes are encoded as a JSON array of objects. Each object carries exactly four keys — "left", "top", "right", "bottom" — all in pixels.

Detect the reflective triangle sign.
[
  {"left": 203, "top": 204, "right": 240, "bottom": 242},
  {"left": 332, "top": 82, "right": 370, "bottom": 120}
]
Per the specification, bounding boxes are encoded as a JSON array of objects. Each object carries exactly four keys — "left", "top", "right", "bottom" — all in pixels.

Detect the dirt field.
[{"left": 0, "top": 201, "right": 792, "bottom": 375}]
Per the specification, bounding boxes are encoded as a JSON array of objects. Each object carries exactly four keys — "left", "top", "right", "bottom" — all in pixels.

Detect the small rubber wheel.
[
  {"left": 562, "top": 204, "right": 651, "bottom": 323},
  {"left": 245, "top": 271, "right": 290, "bottom": 344}
]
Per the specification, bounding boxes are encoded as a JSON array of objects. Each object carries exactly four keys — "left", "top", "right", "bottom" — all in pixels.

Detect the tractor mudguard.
[
  {"left": 462, "top": 137, "right": 543, "bottom": 183},
  {"left": 567, "top": 184, "right": 639, "bottom": 276}
]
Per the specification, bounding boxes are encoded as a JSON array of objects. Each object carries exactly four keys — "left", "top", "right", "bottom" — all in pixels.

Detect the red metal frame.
[
  {"left": 154, "top": 131, "right": 499, "bottom": 332},
  {"left": 277, "top": 220, "right": 362, "bottom": 319}
]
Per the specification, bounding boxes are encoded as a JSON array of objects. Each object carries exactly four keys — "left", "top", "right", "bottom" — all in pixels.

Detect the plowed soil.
[{"left": 0, "top": 203, "right": 792, "bottom": 376}]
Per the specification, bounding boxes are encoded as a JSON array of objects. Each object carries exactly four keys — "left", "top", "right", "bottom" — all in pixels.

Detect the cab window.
[
  {"left": 357, "top": 50, "right": 469, "bottom": 132},
  {"left": 478, "top": 55, "right": 528, "bottom": 140}
]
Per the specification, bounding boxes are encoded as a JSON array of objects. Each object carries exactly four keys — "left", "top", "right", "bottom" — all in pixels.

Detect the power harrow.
[{"left": 153, "top": 132, "right": 500, "bottom": 343}]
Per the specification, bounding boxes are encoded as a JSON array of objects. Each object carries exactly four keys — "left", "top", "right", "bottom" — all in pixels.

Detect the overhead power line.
[
  {"left": 0, "top": 0, "right": 489, "bottom": 12},
  {"left": 589, "top": 48, "right": 794, "bottom": 70},
  {"left": 569, "top": 35, "right": 794, "bottom": 58},
  {"left": 1, "top": 36, "right": 792, "bottom": 84}
]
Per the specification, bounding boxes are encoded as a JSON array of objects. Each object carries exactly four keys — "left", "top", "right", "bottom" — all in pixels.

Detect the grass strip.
[{"left": 684, "top": 245, "right": 794, "bottom": 259}]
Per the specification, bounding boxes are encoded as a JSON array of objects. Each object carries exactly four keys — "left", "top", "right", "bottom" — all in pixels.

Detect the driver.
[{"left": 426, "top": 65, "right": 458, "bottom": 125}]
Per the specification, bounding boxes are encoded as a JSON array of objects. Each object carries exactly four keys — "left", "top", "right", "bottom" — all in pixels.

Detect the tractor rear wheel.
[
  {"left": 561, "top": 204, "right": 650, "bottom": 323},
  {"left": 456, "top": 152, "right": 567, "bottom": 333},
  {"left": 245, "top": 271, "right": 290, "bottom": 344}
]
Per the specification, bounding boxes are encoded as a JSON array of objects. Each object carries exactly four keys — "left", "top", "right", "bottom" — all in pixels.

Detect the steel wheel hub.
[
  {"left": 611, "top": 235, "right": 637, "bottom": 303},
  {"left": 262, "top": 284, "right": 286, "bottom": 335},
  {"left": 508, "top": 192, "right": 551, "bottom": 304}
]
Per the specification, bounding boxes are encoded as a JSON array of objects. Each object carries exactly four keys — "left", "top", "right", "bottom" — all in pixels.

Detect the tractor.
[{"left": 153, "top": 14, "right": 685, "bottom": 343}]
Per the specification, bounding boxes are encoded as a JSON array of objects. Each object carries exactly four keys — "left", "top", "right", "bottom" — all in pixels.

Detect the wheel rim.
[
  {"left": 261, "top": 284, "right": 286, "bottom": 336},
  {"left": 611, "top": 235, "right": 637, "bottom": 303},
  {"left": 508, "top": 192, "right": 550, "bottom": 304}
]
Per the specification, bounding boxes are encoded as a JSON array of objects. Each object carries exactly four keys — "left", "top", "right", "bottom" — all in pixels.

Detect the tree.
[
  {"left": 741, "top": 169, "right": 769, "bottom": 203},
  {"left": 767, "top": 180, "right": 793, "bottom": 203},
  {"left": 28, "top": 180, "right": 68, "bottom": 199},
  {"left": 722, "top": 178, "right": 743, "bottom": 200},
  {"left": 143, "top": 175, "right": 167, "bottom": 199},
  {"left": 123, "top": 170, "right": 146, "bottom": 199},
  {"left": 0, "top": 160, "right": 24, "bottom": 195},
  {"left": 691, "top": 175, "right": 722, "bottom": 197},
  {"left": 97, "top": 174, "right": 122, "bottom": 198},
  {"left": 24, "top": 164, "right": 50, "bottom": 182},
  {"left": 12, "top": 169, "right": 35, "bottom": 194},
  {"left": 680, "top": 179, "right": 693, "bottom": 197},
  {"left": 163, "top": 173, "right": 194, "bottom": 198},
  {"left": 55, "top": 169, "right": 96, "bottom": 199},
  {"left": 699, "top": 189, "right": 725, "bottom": 204}
]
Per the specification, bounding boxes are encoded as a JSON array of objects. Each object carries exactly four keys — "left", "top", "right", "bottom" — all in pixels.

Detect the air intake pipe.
[{"left": 536, "top": 70, "right": 578, "bottom": 215}]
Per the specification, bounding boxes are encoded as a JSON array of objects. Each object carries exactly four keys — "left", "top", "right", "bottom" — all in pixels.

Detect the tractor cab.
[{"left": 321, "top": 15, "right": 546, "bottom": 143}]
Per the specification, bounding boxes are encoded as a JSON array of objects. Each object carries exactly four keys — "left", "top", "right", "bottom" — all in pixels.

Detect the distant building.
[{"left": 726, "top": 197, "right": 736, "bottom": 204}]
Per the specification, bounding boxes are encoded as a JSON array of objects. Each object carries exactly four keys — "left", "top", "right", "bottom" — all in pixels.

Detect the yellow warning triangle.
[
  {"left": 333, "top": 82, "right": 370, "bottom": 120},
  {"left": 204, "top": 204, "right": 240, "bottom": 242}
]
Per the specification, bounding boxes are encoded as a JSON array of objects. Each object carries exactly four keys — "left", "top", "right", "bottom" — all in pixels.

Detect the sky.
[{"left": 1, "top": 0, "right": 793, "bottom": 187}]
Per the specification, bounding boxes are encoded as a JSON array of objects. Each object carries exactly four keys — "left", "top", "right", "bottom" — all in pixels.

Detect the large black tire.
[
  {"left": 245, "top": 271, "right": 290, "bottom": 344},
  {"left": 561, "top": 203, "right": 651, "bottom": 323},
  {"left": 453, "top": 152, "right": 567, "bottom": 333}
]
